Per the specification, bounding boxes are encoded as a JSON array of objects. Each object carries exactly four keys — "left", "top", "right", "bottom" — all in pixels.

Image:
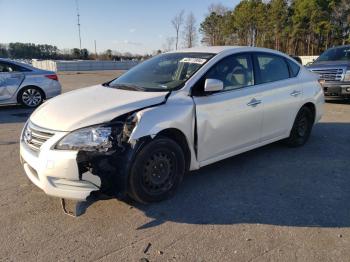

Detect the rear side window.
[
  {"left": 0, "top": 62, "right": 30, "bottom": 72},
  {"left": 286, "top": 59, "right": 300, "bottom": 77},
  {"left": 0, "top": 62, "right": 14, "bottom": 72},
  {"left": 255, "top": 54, "right": 290, "bottom": 84}
]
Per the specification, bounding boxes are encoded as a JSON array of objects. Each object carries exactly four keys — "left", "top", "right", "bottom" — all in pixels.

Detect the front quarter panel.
[{"left": 129, "top": 92, "right": 199, "bottom": 170}]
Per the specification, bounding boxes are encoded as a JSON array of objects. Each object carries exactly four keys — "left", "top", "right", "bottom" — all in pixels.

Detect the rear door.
[
  {"left": 0, "top": 62, "right": 25, "bottom": 101},
  {"left": 193, "top": 53, "right": 264, "bottom": 164},
  {"left": 253, "top": 53, "right": 303, "bottom": 141}
]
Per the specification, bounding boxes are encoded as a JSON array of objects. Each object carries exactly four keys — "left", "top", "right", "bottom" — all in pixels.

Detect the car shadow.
[
  {"left": 80, "top": 122, "right": 350, "bottom": 228},
  {"left": 0, "top": 105, "right": 34, "bottom": 124}
]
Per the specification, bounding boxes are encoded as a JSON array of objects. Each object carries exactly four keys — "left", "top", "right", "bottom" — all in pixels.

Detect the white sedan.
[
  {"left": 0, "top": 58, "right": 61, "bottom": 107},
  {"left": 20, "top": 46, "right": 324, "bottom": 204}
]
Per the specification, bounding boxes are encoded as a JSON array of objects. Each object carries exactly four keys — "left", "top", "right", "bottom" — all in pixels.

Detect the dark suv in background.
[{"left": 307, "top": 45, "right": 350, "bottom": 99}]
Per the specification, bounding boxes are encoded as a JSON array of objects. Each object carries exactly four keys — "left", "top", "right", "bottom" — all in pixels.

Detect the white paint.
[{"left": 20, "top": 46, "right": 325, "bottom": 201}]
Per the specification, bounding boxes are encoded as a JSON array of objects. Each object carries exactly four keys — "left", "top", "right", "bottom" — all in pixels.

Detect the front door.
[
  {"left": 0, "top": 62, "right": 25, "bottom": 101},
  {"left": 193, "top": 53, "right": 264, "bottom": 164}
]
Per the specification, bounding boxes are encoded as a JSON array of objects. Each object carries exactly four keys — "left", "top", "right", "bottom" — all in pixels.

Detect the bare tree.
[
  {"left": 171, "top": 10, "right": 185, "bottom": 50},
  {"left": 183, "top": 12, "right": 198, "bottom": 48},
  {"left": 162, "top": 37, "right": 176, "bottom": 52},
  {"left": 208, "top": 3, "right": 229, "bottom": 16}
]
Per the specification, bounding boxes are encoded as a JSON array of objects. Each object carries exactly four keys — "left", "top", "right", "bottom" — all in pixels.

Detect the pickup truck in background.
[{"left": 307, "top": 45, "right": 350, "bottom": 99}]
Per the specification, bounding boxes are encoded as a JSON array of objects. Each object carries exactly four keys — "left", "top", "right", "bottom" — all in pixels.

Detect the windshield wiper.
[{"left": 110, "top": 84, "right": 146, "bottom": 91}]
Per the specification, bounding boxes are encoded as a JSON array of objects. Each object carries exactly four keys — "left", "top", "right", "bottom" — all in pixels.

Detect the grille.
[
  {"left": 23, "top": 122, "right": 55, "bottom": 152},
  {"left": 310, "top": 68, "right": 344, "bottom": 81}
]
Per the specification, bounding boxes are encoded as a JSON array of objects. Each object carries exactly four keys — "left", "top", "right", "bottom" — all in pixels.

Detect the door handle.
[
  {"left": 290, "top": 90, "right": 301, "bottom": 97},
  {"left": 247, "top": 98, "right": 262, "bottom": 107}
]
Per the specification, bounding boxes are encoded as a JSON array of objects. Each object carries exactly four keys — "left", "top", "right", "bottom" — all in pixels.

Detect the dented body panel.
[
  {"left": 19, "top": 46, "right": 324, "bottom": 201},
  {"left": 130, "top": 91, "right": 199, "bottom": 170},
  {"left": 30, "top": 85, "right": 169, "bottom": 131},
  {"left": 0, "top": 58, "right": 61, "bottom": 105}
]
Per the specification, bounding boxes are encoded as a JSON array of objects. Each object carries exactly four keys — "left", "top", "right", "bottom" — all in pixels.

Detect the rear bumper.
[
  {"left": 45, "top": 81, "right": 62, "bottom": 99},
  {"left": 323, "top": 82, "right": 350, "bottom": 98}
]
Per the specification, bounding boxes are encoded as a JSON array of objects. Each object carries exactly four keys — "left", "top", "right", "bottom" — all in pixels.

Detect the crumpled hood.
[{"left": 30, "top": 85, "right": 168, "bottom": 131}]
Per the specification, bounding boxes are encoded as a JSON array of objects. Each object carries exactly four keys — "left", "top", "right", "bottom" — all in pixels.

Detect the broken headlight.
[{"left": 55, "top": 125, "right": 114, "bottom": 152}]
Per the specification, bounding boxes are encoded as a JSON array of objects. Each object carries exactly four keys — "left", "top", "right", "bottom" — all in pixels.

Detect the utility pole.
[
  {"left": 76, "top": 0, "right": 82, "bottom": 50},
  {"left": 94, "top": 40, "right": 97, "bottom": 59}
]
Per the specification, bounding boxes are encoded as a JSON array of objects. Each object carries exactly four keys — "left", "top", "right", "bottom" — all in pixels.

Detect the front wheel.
[
  {"left": 128, "top": 137, "right": 185, "bottom": 204},
  {"left": 285, "top": 107, "right": 313, "bottom": 147},
  {"left": 18, "top": 87, "right": 44, "bottom": 108}
]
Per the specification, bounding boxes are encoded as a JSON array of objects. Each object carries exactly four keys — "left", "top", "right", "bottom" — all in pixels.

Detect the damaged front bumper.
[{"left": 20, "top": 128, "right": 102, "bottom": 201}]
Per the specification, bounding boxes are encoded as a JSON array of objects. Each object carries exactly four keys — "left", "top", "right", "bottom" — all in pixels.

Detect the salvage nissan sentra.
[{"left": 20, "top": 46, "right": 324, "bottom": 204}]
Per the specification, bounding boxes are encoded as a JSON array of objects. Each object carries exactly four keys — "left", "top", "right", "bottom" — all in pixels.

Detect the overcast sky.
[{"left": 1, "top": 0, "right": 239, "bottom": 54}]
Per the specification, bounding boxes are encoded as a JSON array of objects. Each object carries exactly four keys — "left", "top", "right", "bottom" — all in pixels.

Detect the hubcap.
[
  {"left": 141, "top": 150, "right": 176, "bottom": 195},
  {"left": 22, "top": 89, "right": 42, "bottom": 107}
]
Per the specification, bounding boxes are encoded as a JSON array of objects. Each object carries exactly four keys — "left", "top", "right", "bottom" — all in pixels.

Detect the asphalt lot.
[{"left": 0, "top": 70, "right": 350, "bottom": 262}]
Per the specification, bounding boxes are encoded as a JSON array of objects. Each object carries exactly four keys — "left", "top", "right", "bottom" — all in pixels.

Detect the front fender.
[{"left": 129, "top": 94, "right": 200, "bottom": 170}]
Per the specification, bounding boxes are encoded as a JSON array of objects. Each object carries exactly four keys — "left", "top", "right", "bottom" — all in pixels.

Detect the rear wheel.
[
  {"left": 18, "top": 87, "right": 44, "bottom": 108},
  {"left": 128, "top": 137, "right": 185, "bottom": 204},
  {"left": 285, "top": 107, "right": 313, "bottom": 147}
]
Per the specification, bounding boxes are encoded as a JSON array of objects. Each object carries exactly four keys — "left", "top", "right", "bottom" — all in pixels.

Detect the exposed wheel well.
[
  {"left": 17, "top": 85, "right": 46, "bottom": 103},
  {"left": 156, "top": 128, "right": 191, "bottom": 172},
  {"left": 302, "top": 102, "right": 316, "bottom": 123}
]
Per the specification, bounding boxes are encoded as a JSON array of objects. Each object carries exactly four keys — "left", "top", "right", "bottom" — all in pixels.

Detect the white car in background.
[
  {"left": 20, "top": 46, "right": 324, "bottom": 204},
  {"left": 0, "top": 58, "right": 61, "bottom": 107}
]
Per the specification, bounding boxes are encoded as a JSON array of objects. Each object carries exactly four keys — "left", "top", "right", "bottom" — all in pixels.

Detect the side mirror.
[{"left": 204, "top": 79, "right": 224, "bottom": 92}]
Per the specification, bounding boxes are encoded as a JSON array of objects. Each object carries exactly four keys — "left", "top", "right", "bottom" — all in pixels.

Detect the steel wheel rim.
[
  {"left": 22, "top": 89, "right": 42, "bottom": 106},
  {"left": 297, "top": 115, "right": 308, "bottom": 137},
  {"left": 141, "top": 150, "right": 177, "bottom": 195}
]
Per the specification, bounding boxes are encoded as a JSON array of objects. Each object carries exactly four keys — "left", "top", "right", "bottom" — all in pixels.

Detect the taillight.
[{"left": 45, "top": 74, "right": 58, "bottom": 81}]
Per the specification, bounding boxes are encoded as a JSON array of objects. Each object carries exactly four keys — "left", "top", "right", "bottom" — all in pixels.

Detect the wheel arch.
[
  {"left": 301, "top": 102, "right": 316, "bottom": 123},
  {"left": 156, "top": 128, "right": 192, "bottom": 172},
  {"left": 16, "top": 85, "right": 46, "bottom": 103}
]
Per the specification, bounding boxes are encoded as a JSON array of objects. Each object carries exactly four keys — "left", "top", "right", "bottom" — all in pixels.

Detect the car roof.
[
  {"left": 169, "top": 45, "right": 292, "bottom": 58},
  {"left": 170, "top": 46, "right": 244, "bottom": 54},
  {"left": 0, "top": 58, "right": 37, "bottom": 70},
  {"left": 0, "top": 58, "right": 13, "bottom": 63}
]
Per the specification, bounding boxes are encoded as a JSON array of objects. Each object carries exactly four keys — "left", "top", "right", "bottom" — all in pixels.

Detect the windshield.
[
  {"left": 109, "top": 52, "right": 214, "bottom": 91},
  {"left": 316, "top": 46, "right": 350, "bottom": 62}
]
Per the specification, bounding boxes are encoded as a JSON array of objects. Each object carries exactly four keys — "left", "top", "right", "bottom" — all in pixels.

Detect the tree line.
[
  {"left": 199, "top": 0, "right": 350, "bottom": 56},
  {"left": 0, "top": 42, "right": 151, "bottom": 60},
  {"left": 2, "top": 0, "right": 349, "bottom": 59}
]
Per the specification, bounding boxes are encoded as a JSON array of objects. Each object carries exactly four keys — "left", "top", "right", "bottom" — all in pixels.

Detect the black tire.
[
  {"left": 18, "top": 86, "right": 44, "bottom": 108},
  {"left": 285, "top": 107, "right": 313, "bottom": 147},
  {"left": 128, "top": 137, "right": 185, "bottom": 204}
]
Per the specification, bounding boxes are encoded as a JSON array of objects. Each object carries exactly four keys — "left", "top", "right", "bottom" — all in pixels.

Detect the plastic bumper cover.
[{"left": 20, "top": 140, "right": 100, "bottom": 201}]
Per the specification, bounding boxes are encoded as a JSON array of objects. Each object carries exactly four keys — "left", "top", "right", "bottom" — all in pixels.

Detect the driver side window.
[{"left": 206, "top": 54, "right": 254, "bottom": 91}]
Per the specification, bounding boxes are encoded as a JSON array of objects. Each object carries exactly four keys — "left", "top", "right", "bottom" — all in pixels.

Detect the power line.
[
  {"left": 94, "top": 40, "right": 97, "bottom": 59},
  {"left": 75, "top": 0, "right": 82, "bottom": 50}
]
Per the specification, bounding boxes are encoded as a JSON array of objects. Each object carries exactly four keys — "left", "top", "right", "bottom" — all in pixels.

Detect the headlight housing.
[
  {"left": 55, "top": 125, "right": 114, "bottom": 152},
  {"left": 344, "top": 70, "right": 350, "bottom": 82}
]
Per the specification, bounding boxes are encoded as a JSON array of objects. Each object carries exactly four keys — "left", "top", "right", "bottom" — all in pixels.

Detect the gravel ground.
[{"left": 0, "top": 70, "right": 349, "bottom": 262}]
